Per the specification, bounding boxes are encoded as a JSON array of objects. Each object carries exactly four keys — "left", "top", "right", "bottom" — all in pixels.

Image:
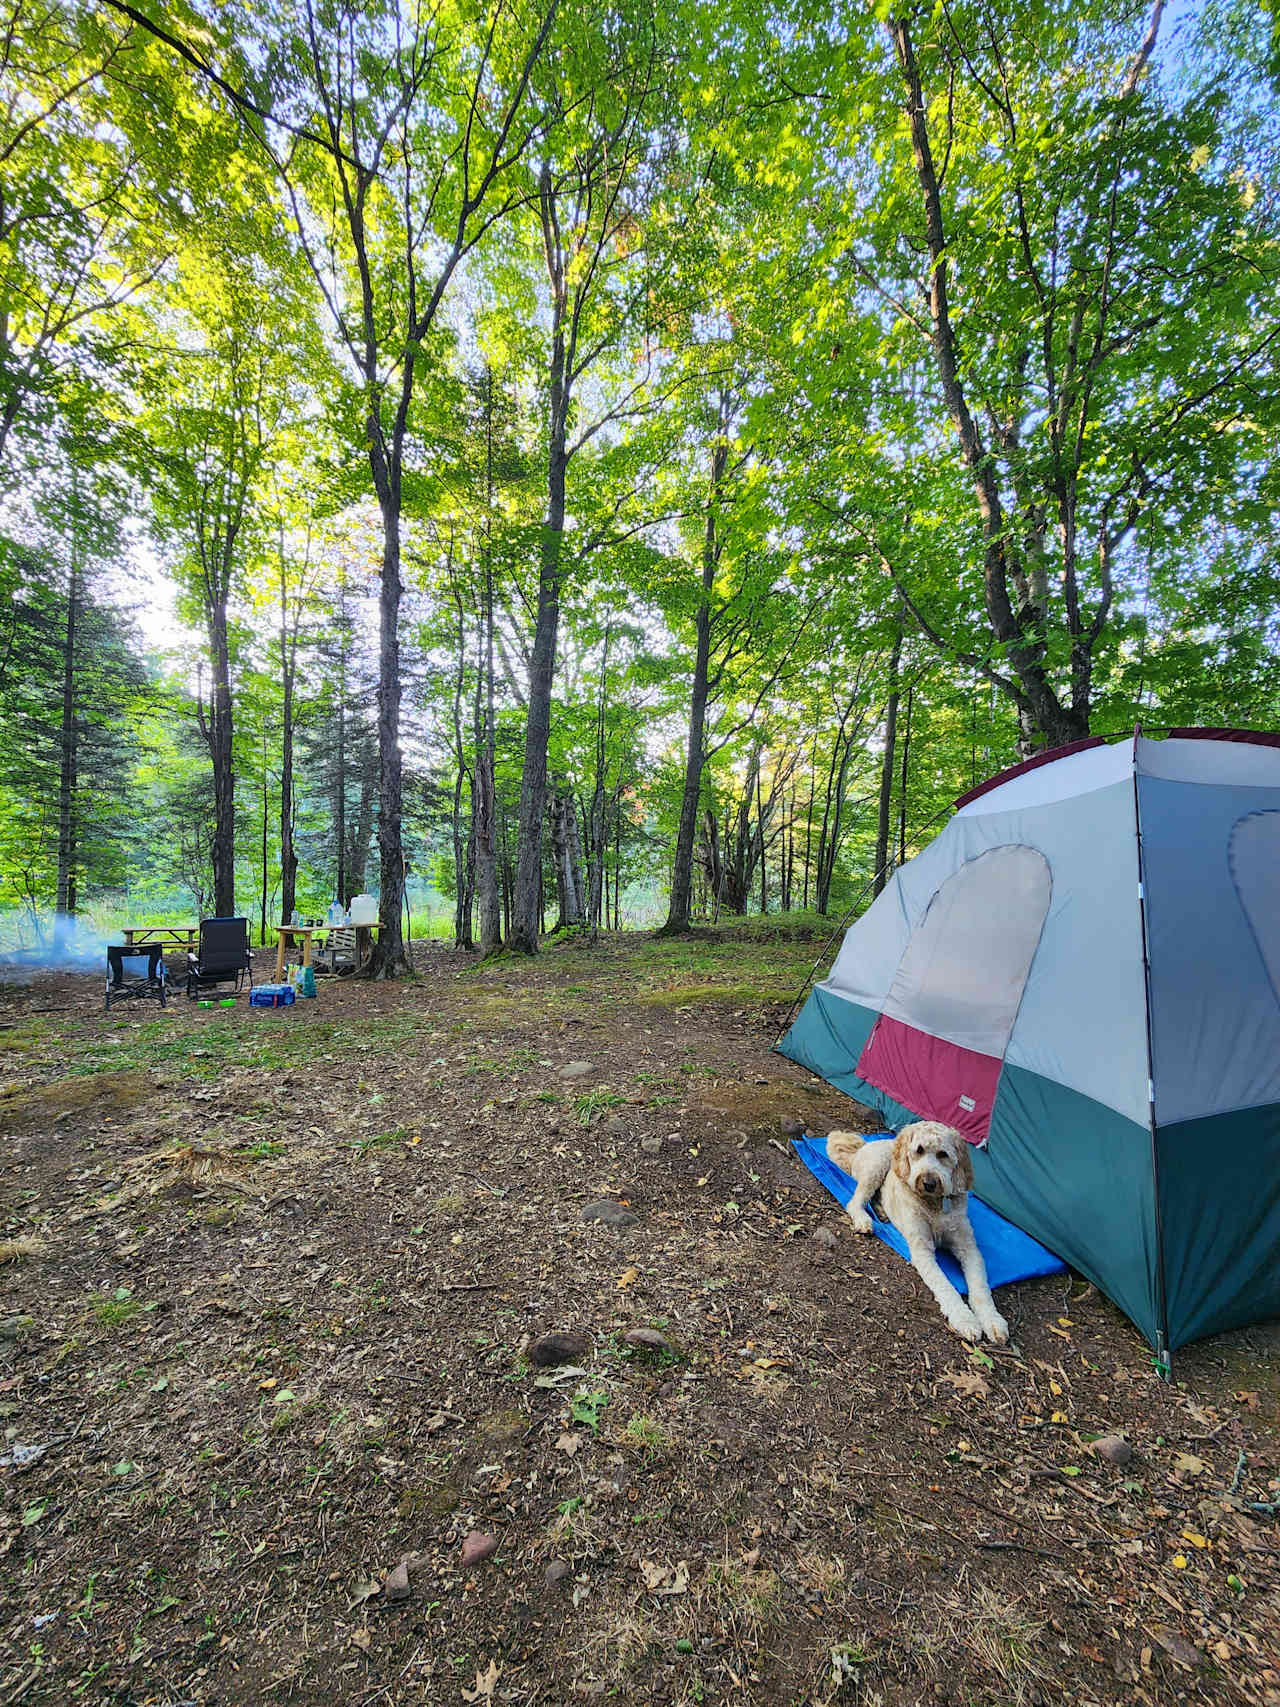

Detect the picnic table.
[
  {"left": 272, "top": 920, "right": 381, "bottom": 980},
  {"left": 120, "top": 925, "right": 199, "bottom": 955}
]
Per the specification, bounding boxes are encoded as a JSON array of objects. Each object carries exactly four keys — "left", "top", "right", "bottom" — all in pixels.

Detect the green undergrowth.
[{"left": 17, "top": 1007, "right": 432, "bottom": 1082}]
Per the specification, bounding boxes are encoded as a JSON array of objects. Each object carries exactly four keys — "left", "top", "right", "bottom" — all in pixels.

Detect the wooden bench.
[{"left": 317, "top": 927, "right": 357, "bottom": 973}]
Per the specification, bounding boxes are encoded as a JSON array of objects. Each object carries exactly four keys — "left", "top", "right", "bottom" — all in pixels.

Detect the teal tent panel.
[
  {"left": 1157, "top": 1101, "right": 1280, "bottom": 1350},
  {"left": 974, "top": 1066, "right": 1161, "bottom": 1348},
  {"left": 777, "top": 986, "right": 923, "bottom": 1131}
]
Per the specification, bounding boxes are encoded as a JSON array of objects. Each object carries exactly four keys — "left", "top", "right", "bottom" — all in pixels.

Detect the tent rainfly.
[{"left": 778, "top": 729, "right": 1280, "bottom": 1364}]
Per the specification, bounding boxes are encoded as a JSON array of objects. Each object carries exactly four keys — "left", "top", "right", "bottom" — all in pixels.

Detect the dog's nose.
[{"left": 921, "top": 1172, "right": 941, "bottom": 1195}]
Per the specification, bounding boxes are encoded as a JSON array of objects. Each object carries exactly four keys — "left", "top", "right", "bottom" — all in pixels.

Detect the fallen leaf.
[
  {"left": 639, "top": 1558, "right": 689, "bottom": 1595},
  {"left": 939, "top": 1369, "right": 989, "bottom": 1400},
  {"left": 461, "top": 1659, "right": 501, "bottom": 1702},
  {"left": 1171, "top": 1553, "right": 1188, "bottom": 1568},
  {"left": 1049, "top": 1379, "right": 1063, "bottom": 1396},
  {"left": 1172, "top": 1451, "right": 1208, "bottom": 1477},
  {"left": 555, "top": 1432, "right": 582, "bottom": 1458},
  {"left": 1152, "top": 1626, "right": 1200, "bottom": 1667},
  {"left": 1232, "top": 1390, "right": 1259, "bottom": 1411},
  {"left": 1180, "top": 1530, "right": 1208, "bottom": 1548},
  {"left": 617, "top": 1267, "right": 639, "bottom": 1289},
  {"left": 350, "top": 1628, "right": 371, "bottom": 1652},
  {"left": 347, "top": 1580, "right": 381, "bottom": 1611}
]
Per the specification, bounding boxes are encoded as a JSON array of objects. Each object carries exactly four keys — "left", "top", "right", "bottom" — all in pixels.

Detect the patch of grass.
[
  {"left": 640, "top": 982, "right": 796, "bottom": 1008},
  {"left": 933, "top": 1578, "right": 1050, "bottom": 1705},
  {"left": 574, "top": 1089, "right": 627, "bottom": 1126},
  {"left": 91, "top": 1288, "right": 143, "bottom": 1328},
  {"left": 622, "top": 1414, "right": 672, "bottom": 1461},
  {"left": 238, "top": 1139, "right": 285, "bottom": 1160},
  {"left": 350, "top": 1124, "right": 415, "bottom": 1158}
]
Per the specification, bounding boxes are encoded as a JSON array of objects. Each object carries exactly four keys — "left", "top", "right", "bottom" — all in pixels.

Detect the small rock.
[
  {"left": 779, "top": 1116, "right": 805, "bottom": 1138},
  {"left": 604, "top": 1115, "right": 630, "bottom": 1136},
  {"left": 558, "top": 1060, "right": 596, "bottom": 1079},
  {"left": 812, "top": 1226, "right": 838, "bottom": 1249},
  {"left": 530, "top": 1331, "right": 592, "bottom": 1367},
  {"left": 460, "top": 1531, "right": 498, "bottom": 1567},
  {"left": 1092, "top": 1433, "right": 1133, "bottom": 1467},
  {"left": 580, "top": 1200, "right": 639, "bottom": 1229},
  {"left": 640, "top": 1135, "right": 663, "bottom": 1154},
  {"left": 543, "top": 1558, "right": 571, "bottom": 1591},
  {"left": 623, "top": 1327, "right": 669, "bottom": 1352},
  {"left": 0, "top": 1315, "right": 35, "bottom": 1341},
  {"left": 384, "top": 1558, "right": 411, "bottom": 1602}
]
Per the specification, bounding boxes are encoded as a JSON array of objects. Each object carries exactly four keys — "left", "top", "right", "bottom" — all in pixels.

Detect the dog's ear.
[
  {"left": 892, "top": 1125, "right": 916, "bottom": 1185},
  {"left": 956, "top": 1140, "right": 974, "bottom": 1193}
]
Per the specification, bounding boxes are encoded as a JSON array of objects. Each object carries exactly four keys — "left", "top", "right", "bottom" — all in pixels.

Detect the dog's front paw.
[
  {"left": 978, "top": 1308, "right": 1009, "bottom": 1345},
  {"left": 945, "top": 1304, "right": 983, "bottom": 1343},
  {"left": 848, "top": 1206, "right": 874, "bottom": 1235}
]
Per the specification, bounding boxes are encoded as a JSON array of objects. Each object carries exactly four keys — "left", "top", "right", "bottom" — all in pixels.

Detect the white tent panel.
[
  {"left": 1002, "top": 781, "right": 1150, "bottom": 1126},
  {"left": 956, "top": 739, "right": 1135, "bottom": 817},
  {"left": 1139, "top": 735, "right": 1280, "bottom": 789}
]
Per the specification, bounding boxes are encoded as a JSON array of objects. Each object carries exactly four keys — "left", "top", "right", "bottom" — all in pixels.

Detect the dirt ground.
[{"left": 1, "top": 930, "right": 1277, "bottom": 1707}]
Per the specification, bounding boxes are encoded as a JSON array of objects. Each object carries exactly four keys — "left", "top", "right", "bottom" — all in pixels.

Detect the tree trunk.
[
  {"left": 661, "top": 428, "right": 728, "bottom": 934},
  {"left": 279, "top": 572, "right": 298, "bottom": 926},
  {"left": 873, "top": 629, "right": 902, "bottom": 897},
  {"left": 898, "top": 681, "right": 913, "bottom": 867},
  {"left": 365, "top": 469, "right": 410, "bottom": 975},
  {"left": 450, "top": 581, "right": 474, "bottom": 949},
  {"left": 474, "top": 370, "right": 502, "bottom": 954},
  {"left": 510, "top": 274, "right": 567, "bottom": 954},
  {"left": 893, "top": 16, "right": 1089, "bottom": 752},
  {"left": 54, "top": 551, "right": 79, "bottom": 930},
  {"left": 260, "top": 726, "right": 269, "bottom": 946},
  {"left": 202, "top": 597, "right": 236, "bottom": 918},
  {"left": 335, "top": 658, "right": 347, "bottom": 906}
]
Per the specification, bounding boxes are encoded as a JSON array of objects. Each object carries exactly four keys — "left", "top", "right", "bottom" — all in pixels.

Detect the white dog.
[{"left": 826, "top": 1122, "right": 1009, "bottom": 1345}]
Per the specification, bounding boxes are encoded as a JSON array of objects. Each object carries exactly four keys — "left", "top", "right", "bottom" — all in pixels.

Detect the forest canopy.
[{"left": 0, "top": 0, "right": 1276, "bottom": 962}]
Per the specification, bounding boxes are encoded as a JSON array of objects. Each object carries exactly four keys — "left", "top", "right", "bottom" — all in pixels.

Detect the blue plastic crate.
[{"left": 250, "top": 984, "right": 296, "bottom": 1007}]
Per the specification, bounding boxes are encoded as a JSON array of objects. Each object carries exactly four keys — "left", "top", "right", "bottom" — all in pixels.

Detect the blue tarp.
[{"left": 793, "top": 1132, "right": 1067, "bottom": 1295}]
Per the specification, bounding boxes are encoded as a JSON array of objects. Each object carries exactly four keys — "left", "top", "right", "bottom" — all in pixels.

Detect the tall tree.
[
  {"left": 508, "top": 0, "right": 665, "bottom": 953},
  {"left": 837, "top": 0, "right": 1280, "bottom": 748}
]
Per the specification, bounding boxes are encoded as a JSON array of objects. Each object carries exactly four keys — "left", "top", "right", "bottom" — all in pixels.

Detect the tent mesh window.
[
  {"left": 1228, "top": 810, "right": 1280, "bottom": 1007},
  {"left": 856, "top": 845, "right": 1052, "bottom": 1142}
]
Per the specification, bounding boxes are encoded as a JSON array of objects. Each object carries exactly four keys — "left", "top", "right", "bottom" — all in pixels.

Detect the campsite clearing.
[{"left": 1, "top": 927, "right": 1277, "bottom": 1706}]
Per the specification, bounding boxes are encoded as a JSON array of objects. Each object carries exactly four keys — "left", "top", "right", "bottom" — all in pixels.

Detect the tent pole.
[{"left": 1131, "top": 727, "right": 1172, "bottom": 1381}]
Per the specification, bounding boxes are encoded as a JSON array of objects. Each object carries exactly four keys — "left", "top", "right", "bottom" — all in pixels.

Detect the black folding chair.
[
  {"left": 185, "top": 917, "right": 254, "bottom": 999},
  {"left": 106, "top": 944, "right": 167, "bottom": 1011}
]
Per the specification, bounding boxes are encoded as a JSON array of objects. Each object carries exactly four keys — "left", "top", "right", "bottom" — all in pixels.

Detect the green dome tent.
[{"left": 778, "top": 729, "right": 1280, "bottom": 1365}]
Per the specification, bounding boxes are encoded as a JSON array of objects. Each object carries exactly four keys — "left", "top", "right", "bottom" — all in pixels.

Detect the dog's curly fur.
[{"left": 826, "top": 1121, "right": 1008, "bottom": 1345}]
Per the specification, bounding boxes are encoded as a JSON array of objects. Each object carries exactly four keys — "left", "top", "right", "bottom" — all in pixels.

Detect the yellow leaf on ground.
[{"left": 1171, "top": 1553, "right": 1188, "bottom": 1569}]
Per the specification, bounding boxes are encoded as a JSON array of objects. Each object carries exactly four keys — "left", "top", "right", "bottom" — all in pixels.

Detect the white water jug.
[{"left": 348, "top": 894, "right": 378, "bottom": 926}]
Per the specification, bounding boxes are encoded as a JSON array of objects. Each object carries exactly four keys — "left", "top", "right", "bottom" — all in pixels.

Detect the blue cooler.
[{"left": 250, "top": 984, "right": 296, "bottom": 1007}]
